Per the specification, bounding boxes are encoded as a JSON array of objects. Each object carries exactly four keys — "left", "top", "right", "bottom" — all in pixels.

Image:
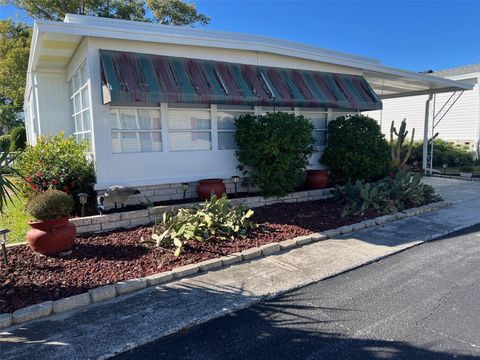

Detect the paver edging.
[{"left": 0, "top": 200, "right": 451, "bottom": 329}]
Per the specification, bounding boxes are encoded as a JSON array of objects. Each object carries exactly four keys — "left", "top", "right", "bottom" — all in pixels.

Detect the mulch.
[{"left": 0, "top": 198, "right": 386, "bottom": 313}]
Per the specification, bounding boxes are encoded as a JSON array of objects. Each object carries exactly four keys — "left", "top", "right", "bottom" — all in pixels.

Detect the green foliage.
[
  {"left": 11, "top": 0, "right": 147, "bottom": 21},
  {"left": 335, "top": 170, "right": 440, "bottom": 217},
  {"left": 14, "top": 133, "right": 95, "bottom": 197},
  {"left": 0, "top": 100, "right": 23, "bottom": 133},
  {"left": 459, "top": 166, "right": 474, "bottom": 173},
  {"left": 235, "top": 112, "right": 315, "bottom": 197},
  {"left": 25, "top": 189, "right": 74, "bottom": 221},
  {"left": 145, "top": 195, "right": 257, "bottom": 256},
  {"left": 0, "top": 150, "right": 21, "bottom": 213},
  {"left": 9, "top": 126, "right": 26, "bottom": 151},
  {"left": 390, "top": 119, "right": 415, "bottom": 169},
  {"left": 322, "top": 115, "right": 390, "bottom": 185},
  {"left": 0, "top": 19, "right": 31, "bottom": 107},
  {"left": 0, "top": 134, "right": 10, "bottom": 151},
  {"left": 11, "top": 0, "right": 210, "bottom": 26},
  {"left": 409, "top": 139, "right": 474, "bottom": 167},
  {"left": 147, "top": 0, "right": 210, "bottom": 26}
]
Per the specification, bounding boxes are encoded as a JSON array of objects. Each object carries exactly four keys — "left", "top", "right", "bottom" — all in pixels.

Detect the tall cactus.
[{"left": 390, "top": 119, "right": 415, "bottom": 169}]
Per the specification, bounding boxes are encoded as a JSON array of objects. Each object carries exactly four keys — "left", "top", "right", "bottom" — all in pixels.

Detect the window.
[
  {"left": 168, "top": 108, "right": 211, "bottom": 151},
  {"left": 110, "top": 108, "right": 162, "bottom": 153},
  {"left": 302, "top": 112, "right": 328, "bottom": 147},
  {"left": 217, "top": 107, "right": 253, "bottom": 150},
  {"left": 68, "top": 62, "right": 92, "bottom": 146}
]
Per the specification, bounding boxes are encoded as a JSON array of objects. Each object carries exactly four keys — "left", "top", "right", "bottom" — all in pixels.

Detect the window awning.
[{"left": 99, "top": 50, "right": 382, "bottom": 111}]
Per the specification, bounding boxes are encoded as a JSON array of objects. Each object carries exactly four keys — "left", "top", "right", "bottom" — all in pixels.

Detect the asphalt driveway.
[{"left": 116, "top": 224, "right": 480, "bottom": 360}]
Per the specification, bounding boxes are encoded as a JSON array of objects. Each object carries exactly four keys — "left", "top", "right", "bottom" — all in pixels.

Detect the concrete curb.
[{"left": 0, "top": 200, "right": 452, "bottom": 330}]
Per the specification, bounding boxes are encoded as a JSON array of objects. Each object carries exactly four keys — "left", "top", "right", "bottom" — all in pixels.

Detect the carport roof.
[{"left": 26, "top": 14, "right": 473, "bottom": 100}]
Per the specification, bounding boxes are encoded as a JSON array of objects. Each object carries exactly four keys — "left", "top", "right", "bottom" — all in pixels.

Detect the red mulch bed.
[{"left": 0, "top": 198, "right": 388, "bottom": 313}]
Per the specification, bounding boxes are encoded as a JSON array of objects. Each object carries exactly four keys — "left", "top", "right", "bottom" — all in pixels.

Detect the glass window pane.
[
  {"left": 217, "top": 110, "right": 246, "bottom": 130},
  {"left": 121, "top": 132, "right": 139, "bottom": 153},
  {"left": 218, "top": 131, "right": 237, "bottom": 150},
  {"left": 82, "top": 110, "right": 91, "bottom": 131},
  {"left": 74, "top": 94, "right": 81, "bottom": 114},
  {"left": 151, "top": 109, "right": 161, "bottom": 129},
  {"left": 139, "top": 132, "right": 153, "bottom": 152},
  {"left": 313, "top": 130, "right": 326, "bottom": 146},
  {"left": 169, "top": 131, "right": 211, "bottom": 151},
  {"left": 168, "top": 109, "right": 211, "bottom": 130},
  {"left": 73, "top": 72, "right": 80, "bottom": 92},
  {"left": 81, "top": 88, "right": 90, "bottom": 109},
  {"left": 152, "top": 131, "right": 162, "bottom": 152},
  {"left": 137, "top": 109, "right": 152, "bottom": 129},
  {"left": 119, "top": 109, "right": 137, "bottom": 129},
  {"left": 84, "top": 132, "right": 92, "bottom": 151},
  {"left": 74, "top": 114, "right": 82, "bottom": 133},
  {"left": 304, "top": 113, "right": 327, "bottom": 129},
  {"left": 110, "top": 110, "right": 119, "bottom": 129},
  {"left": 80, "top": 63, "right": 88, "bottom": 85}
]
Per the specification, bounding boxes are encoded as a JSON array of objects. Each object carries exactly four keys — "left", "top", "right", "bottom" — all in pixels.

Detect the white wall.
[
  {"left": 365, "top": 76, "right": 480, "bottom": 149},
  {"left": 85, "top": 37, "right": 362, "bottom": 189}
]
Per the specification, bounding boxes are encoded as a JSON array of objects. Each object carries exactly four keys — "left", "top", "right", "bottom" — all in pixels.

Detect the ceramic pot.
[
  {"left": 197, "top": 179, "right": 227, "bottom": 201},
  {"left": 305, "top": 170, "right": 329, "bottom": 189},
  {"left": 26, "top": 217, "right": 76, "bottom": 255}
]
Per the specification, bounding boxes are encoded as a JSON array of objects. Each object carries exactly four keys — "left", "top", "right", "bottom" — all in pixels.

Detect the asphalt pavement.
[{"left": 116, "top": 224, "right": 480, "bottom": 360}]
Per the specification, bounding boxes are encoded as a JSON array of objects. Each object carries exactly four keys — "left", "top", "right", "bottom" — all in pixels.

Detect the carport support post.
[{"left": 423, "top": 93, "right": 433, "bottom": 174}]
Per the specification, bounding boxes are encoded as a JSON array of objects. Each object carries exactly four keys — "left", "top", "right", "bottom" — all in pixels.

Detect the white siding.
[{"left": 365, "top": 77, "right": 479, "bottom": 150}]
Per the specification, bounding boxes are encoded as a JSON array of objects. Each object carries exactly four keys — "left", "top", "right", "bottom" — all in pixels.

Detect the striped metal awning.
[{"left": 99, "top": 50, "right": 382, "bottom": 111}]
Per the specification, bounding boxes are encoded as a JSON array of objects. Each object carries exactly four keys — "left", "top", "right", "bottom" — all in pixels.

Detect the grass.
[{"left": 0, "top": 183, "right": 29, "bottom": 244}]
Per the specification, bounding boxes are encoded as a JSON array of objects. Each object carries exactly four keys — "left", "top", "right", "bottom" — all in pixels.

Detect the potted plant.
[
  {"left": 305, "top": 169, "right": 329, "bottom": 189},
  {"left": 197, "top": 179, "right": 226, "bottom": 201},
  {"left": 25, "top": 189, "right": 76, "bottom": 255},
  {"left": 459, "top": 166, "right": 474, "bottom": 178}
]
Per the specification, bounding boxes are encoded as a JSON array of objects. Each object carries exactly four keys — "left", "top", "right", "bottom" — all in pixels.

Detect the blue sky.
[{"left": 1, "top": 1, "right": 479, "bottom": 71}]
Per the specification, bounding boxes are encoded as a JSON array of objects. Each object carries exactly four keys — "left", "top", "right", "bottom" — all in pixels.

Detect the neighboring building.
[
  {"left": 365, "top": 64, "right": 480, "bottom": 153},
  {"left": 24, "top": 14, "right": 471, "bottom": 205}
]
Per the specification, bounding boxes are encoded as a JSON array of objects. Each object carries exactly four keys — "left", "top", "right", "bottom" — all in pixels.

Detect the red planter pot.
[
  {"left": 26, "top": 217, "right": 76, "bottom": 255},
  {"left": 197, "top": 179, "right": 227, "bottom": 201},
  {"left": 305, "top": 170, "right": 329, "bottom": 189}
]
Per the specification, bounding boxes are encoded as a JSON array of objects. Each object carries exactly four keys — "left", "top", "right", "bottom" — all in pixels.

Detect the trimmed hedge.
[
  {"left": 321, "top": 114, "right": 390, "bottom": 184},
  {"left": 9, "top": 126, "right": 26, "bottom": 151},
  {"left": 235, "top": 112, "right": 315, "bottom": 197}
]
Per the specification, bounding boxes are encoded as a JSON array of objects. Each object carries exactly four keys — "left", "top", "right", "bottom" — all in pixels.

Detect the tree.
[
  {"left": 0, "top": 19, "right": 31, "bottom": 107},
  {"left": 147, "top": 0, "right": 210, "bottom": 26},
  {"left": 9, "top": 0, "right": 148, "bottom": 22}
]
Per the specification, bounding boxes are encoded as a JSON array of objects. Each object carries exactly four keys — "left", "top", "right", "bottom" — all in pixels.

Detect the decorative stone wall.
[
  {"left": 72, "top": 188, "right": 333, "bottom": 234},
  {"left": 97, "top": 177, "right": 255, "bottom": 210}
]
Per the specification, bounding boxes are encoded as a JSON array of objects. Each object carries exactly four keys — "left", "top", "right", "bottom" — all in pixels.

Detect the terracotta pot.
[
  {"left": 305, "top": 170, "right": 329, "bottom": 189},
  {"left": 197, "top": 179, "right": 227, "bottom": 201},
  {"left": 26, "top": 217, "right": 76, "bottom": 255}
]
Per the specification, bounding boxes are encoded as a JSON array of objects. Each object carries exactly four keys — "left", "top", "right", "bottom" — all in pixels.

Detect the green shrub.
[
  {"left": 14, "top": 133, "right": 95, "bottom": 197},
  {"left": 145, "top": 195, "right": 257, "bottom": 256},
  {"left": 335, "top": 170, "right": 440, "bottom": 217},
  {"left": 409, "top": 139, "right": 474, "bottom": 167},
  {"left": 235, "top": 112, "right": 315, "bottom": 197},
  {"left": 0, "top": 134, "right": 10, "bottom": 151},
  {"left": 26, "top": 189, "right": 74, "bottom": 221},
  {"left": 459, "top": 166, "right": 474, "bottom": 173},
  {"left": 9, "top": 126, "right": 26, "bottom": 151},
  {"left": 322, "top": 115, "right": 390, "bottom": 184}
]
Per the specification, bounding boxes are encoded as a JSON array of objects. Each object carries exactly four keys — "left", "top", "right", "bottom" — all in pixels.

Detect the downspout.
[{"left": 423, "top": 92, "right": 433, "bottom": 174}]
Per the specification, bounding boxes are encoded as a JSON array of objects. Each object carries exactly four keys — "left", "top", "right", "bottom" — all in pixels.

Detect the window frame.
[
  {"left": 216, "top": 107, "right": 254, "bottom": 151},
  {"left": 109, "top": 107, "right": 163, "bottom": 154},
  {"left": 68, "top": 61, "right": 92, "bottom": 145},
  {"left": 300, "top": 110, "right": 329, "bottom": 149},
  {"left": 167, "top": 106, "right": 213, "bottom": 152}
]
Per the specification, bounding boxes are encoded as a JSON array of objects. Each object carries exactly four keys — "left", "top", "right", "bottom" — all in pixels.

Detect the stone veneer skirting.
[
  {"left": 71, "top": 188, "right": 334, "bottom": 234},
  {"left": 98, "top": 177, "right": 255, "bottom": 210}
]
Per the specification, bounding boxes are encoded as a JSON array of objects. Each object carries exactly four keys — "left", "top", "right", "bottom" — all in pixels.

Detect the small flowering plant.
[{"left": 14, "top": 133, "right": 95, "bottom": 197}]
